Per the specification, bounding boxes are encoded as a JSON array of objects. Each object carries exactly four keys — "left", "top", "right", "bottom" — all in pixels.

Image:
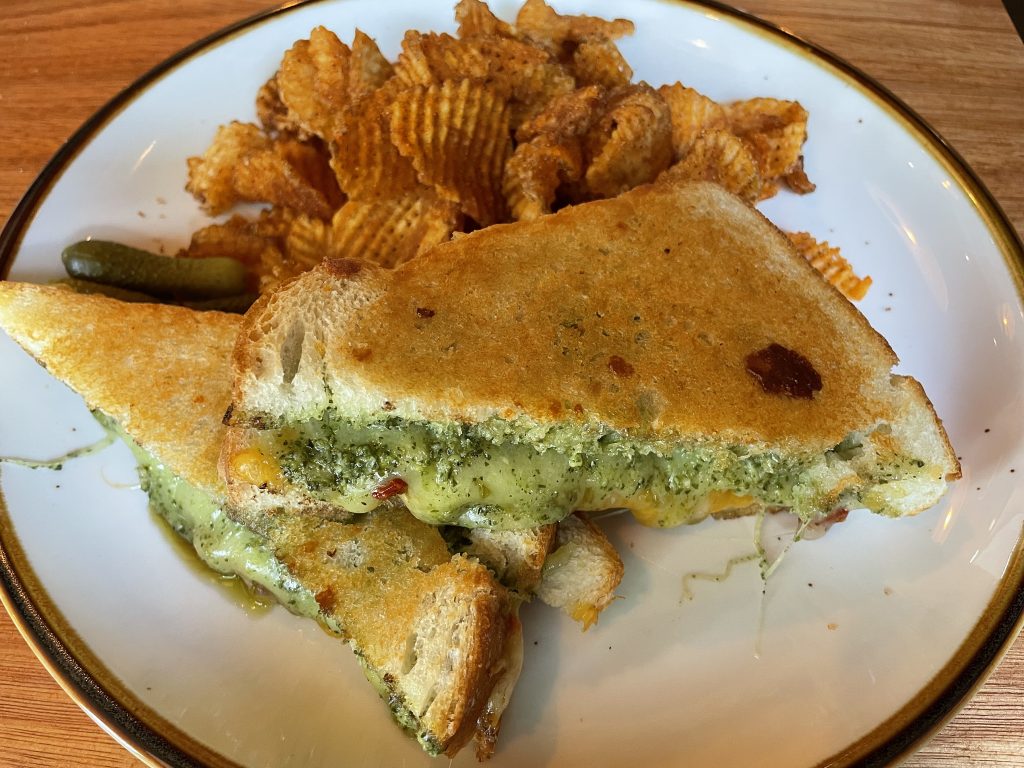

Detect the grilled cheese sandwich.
[
  {"left": 223, "top": 181, "right": 959, "bottom": 531},
  {"left": 0, "top": 283, "right": 521, "bottom": 758}
]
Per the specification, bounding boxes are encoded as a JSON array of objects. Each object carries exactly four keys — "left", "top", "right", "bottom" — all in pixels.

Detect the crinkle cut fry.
[
  {"left": 726, "top": 97, "right": 811, "bottom": 190},
  {"left": 331, "top": 87, "right": 421, "bottom": 201},
  {"left": 504, "top": 134, "right": 583, "bottom": 220},
  {"left": 657, "top": 129, "right": 763, "bottom": 203},
  {"left": 185, "top": 122, "right": 335, "bottom": 218},
  {"left": 276, "top": 26, "right": 353, "bottom": 140},
  {"left": 390, "top": 78, "right": 512, "bottom": 226},
  {"left": 787, "top": 230, "right": 872, "bottom": 300},
  {"left": 455, "top": 0, "right": 516, "bottom": 39},
  {"left": 570, "top": 38, "right": 632, "bottom": 90},
  {"left": 515, "top": 0, "right": 634, "bottom": 53},
  {"left": 504, "top": 86, "right": 602, "bottom": 219},
  {"left": 276, "top": 26, "right": 392, "bottom": 141},
  {"left": 658, "top": 82, "right": 728, "bottom": 159},
  {"left": 331, "top": 193, "right": 463, "bottom": 269},
  {"left": 580, "top": 84, "right": 673, "bottom": 199},
  {"left": 393, "top": 31, "right": 573, "bottom": 128}
]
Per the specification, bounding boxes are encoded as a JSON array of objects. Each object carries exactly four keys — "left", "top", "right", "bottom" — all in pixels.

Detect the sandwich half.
[
  {"left": 223, "top": 180, "right": 959, "bottom": 530},
  {"left": 0, "top": 283, "right": 520, "bottom": 758}
]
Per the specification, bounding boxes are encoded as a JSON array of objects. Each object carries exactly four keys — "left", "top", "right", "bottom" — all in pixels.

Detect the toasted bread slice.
[
  {"left": 455, "top": 518, "right": 624, "bottom": 631},
  {"left": 537, "top": 513, "right": 624, "bottom": 630},
  {"left": 224, "top": 180, "right": 958, "bottom": 530},
  {"left": 0, "top": 283, "right": 518, "bottom": 758},
  {"left": 448, "top": 523, "right": 557, "bottom": 595}
]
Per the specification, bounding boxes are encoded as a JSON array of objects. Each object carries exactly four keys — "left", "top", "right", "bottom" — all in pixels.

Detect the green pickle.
[{"left": 62, "top": 239, "right": 248, "bottom": 300}]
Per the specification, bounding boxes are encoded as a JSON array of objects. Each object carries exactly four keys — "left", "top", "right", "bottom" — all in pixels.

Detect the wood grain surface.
[{"left": 0, "top": 1, "right": 1022, "bottom": 766}]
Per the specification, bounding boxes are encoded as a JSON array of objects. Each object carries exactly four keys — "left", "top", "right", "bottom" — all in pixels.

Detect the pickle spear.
[{"left": 62, "top": 240, "right": 248, "bottom": 300}]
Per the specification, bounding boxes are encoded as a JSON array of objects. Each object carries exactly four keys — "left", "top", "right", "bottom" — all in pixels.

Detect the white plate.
[{"left": 2, "top": 1, "right": 1023, "bottom": 766}]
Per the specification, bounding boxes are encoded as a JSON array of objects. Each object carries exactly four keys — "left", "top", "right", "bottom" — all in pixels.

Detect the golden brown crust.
[
  {"left": 0, "top": 282, "right": 517, "bottom": 756},
  {"left": 0, "top": 284, "right": 239, "bottom": 496},
  {"left": 268, "top": 514, "right": 511, "bottom": 753},
  {"left": 432, "top": 559, "right": 515, "bottom": 755},
  {"left": 237, "top": 181, "right": 937, "bottom": 457}
]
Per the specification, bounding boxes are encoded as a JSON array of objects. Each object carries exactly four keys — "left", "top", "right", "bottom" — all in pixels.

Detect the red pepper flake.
[
  {"left": 351, "top": 345, "right": 372, "bottom": 362},
  {"left": 823, "top": 508, "right": 849, "bottom": 525},
  {"left": 608, "top": 355, "right": 634, "bottom": 377},
  {"left": 415, "top": 307, "right": 435, "bottom": 318},
  {"left": 745, "top": 343, "right": 821, "bottom": 399},
  {"left": 325, "top": 258, "right": 362, "bottom": 277},
  {"left": 372, "top": 477, "right": 408, "bottom": 500},
  {"left": 315, "top": 586, "right": 336, "bottom": 610}
]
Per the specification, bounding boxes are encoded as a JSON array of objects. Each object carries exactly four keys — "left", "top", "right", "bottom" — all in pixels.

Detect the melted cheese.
[
  {"left": 266, "top": 415, "right": 827, "bottom": 529},
  {"left": 110, "top": 417, "right": 321, "bottom": 618},
  {"left": 229, "top": 447, "right": 285, "bottom": 489}
]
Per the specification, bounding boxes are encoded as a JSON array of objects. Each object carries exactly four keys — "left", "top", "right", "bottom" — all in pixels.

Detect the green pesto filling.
[
  {"left": 272, "top": 410, "right": 925, "bottom": 529},
  {"left": 92, "top": 412, "right": 320, "bottom": 615},
  {"left": 94, "top": 412, "right": 442, "bottom": 752}
]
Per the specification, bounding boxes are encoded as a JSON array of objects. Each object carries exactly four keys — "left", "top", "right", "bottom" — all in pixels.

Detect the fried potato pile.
[{"left": 183, "top": 0, "right": 869, "bottom": 298}]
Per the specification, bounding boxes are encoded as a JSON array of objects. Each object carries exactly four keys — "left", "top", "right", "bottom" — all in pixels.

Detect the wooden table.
[{"left": 0, "top": 1, "right": 1022, "bottom": 766}]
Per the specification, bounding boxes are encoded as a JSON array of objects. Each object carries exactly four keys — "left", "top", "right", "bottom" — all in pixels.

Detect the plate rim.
[{"left": 1, "top": 0, "right": 1023, "bottom": 766}]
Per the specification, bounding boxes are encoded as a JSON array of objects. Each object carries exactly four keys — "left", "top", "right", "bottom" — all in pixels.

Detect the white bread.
[
  {"left": 460, "top": 517, "right": 625, "bottom": 630},
  {"left": 537, "top": 512, "right": 624, "bottom": 629},
  {"left": 223, "top": 180, "right": 958, "bottom": 527},
  {"left": 0, "top": 282, "right": 518, "bottom": 758},
  {"left": 455, "top": 524, "right": 557, "bottom": 594}
]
